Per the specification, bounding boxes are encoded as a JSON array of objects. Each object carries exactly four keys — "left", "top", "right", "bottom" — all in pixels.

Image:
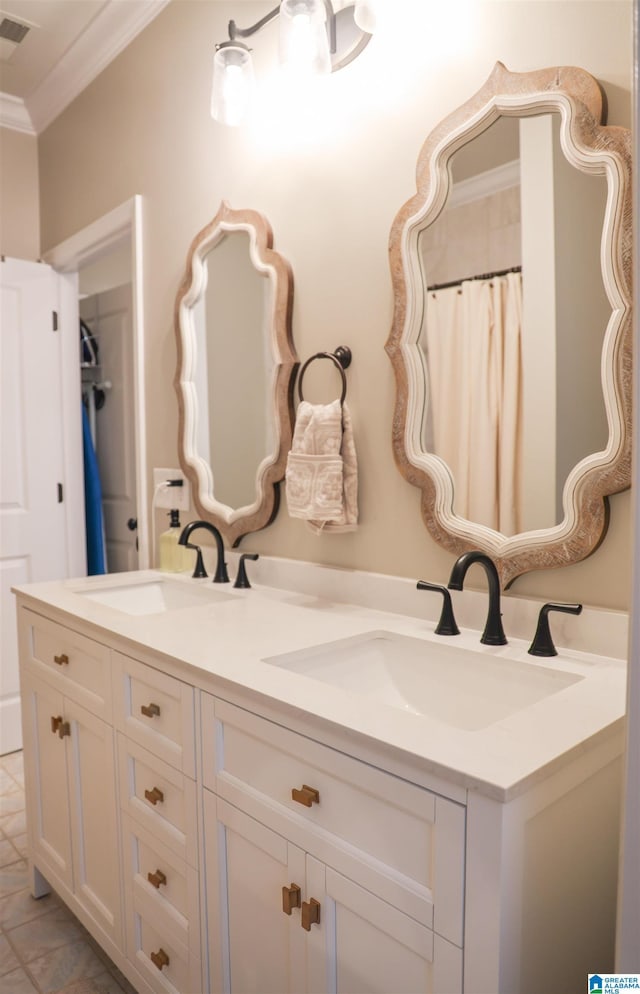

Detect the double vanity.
[{"left": 14, "top": 559, "right": 627, "bottom": 994}]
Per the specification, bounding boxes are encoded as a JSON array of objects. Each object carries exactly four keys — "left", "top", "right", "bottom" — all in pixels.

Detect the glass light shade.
[
  {"left": 211, "top": 44, "right": 255, "bottom": 126},
  {"left": 278, "top": 0, "right": 331, "bottom": 77},
  {"left": 354, "top": 0, "right": 377, "bottom": 33}
]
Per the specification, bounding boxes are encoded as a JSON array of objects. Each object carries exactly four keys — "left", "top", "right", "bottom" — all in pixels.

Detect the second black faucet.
[{"left": 447, "top": 551, "right": 507, "bottom": 646}]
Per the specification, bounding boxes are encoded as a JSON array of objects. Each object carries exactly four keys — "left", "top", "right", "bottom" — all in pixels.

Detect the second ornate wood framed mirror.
[{"left": 386, "top": 63, "right": 632, "bottom": 587}]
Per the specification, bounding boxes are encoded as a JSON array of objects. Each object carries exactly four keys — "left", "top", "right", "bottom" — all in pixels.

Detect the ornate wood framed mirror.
[
  {"left": 174, "top": 201, "right": 298, "bottom": 546},
  {"left": 386, "top": 63, "right": 632, "bottom": 587}
]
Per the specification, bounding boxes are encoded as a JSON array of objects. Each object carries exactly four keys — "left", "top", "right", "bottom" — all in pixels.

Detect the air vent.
[{"left": 0, "top": 16, "right": 30, "bottom": 44}]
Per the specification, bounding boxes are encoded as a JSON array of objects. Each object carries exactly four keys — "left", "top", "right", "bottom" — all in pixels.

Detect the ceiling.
[{"left": 0, "top": 0, "right": 169, "bottom": 134}]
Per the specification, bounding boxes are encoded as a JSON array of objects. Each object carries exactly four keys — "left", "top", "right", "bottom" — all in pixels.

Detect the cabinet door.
[
  {"left": 204, "top": 793, "right": 307, "bottom": 994},
  {"left": 317, "top": 862, "right": 462, "bottom": 994},
  {"left": 66, "top": 697, "right": 122, "bottom": 947},
  {"left": 20, "top": 671, "right": 73, "bottom": 890}
]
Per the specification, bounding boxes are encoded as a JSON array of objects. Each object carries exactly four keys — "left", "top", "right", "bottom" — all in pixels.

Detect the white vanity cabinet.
[
  {"left": 201, "top": 695, "right": 465, "bottom": 994},
  {"left": 112, "top": 650, "right": 202, "bottom": 994},
  {"left": 14, "top": 578, "right": 625, "bottom": 994},
  {"left": 18, "top": 610, "right": 122, "bottom": 951}
]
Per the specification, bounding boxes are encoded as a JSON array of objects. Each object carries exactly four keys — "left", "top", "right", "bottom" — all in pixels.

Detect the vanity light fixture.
[{"left": 211, "top": 0, "right": 374, "bottom": 126}]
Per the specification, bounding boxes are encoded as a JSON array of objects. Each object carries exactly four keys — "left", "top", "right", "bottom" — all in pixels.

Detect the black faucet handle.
[
  {"left": 181, "top": 541, "right": 207, "bottom": 579},
  {"left": 528, "top": 602, "right": 583, "bottom": 657},
  {"left": 234, "top": 554, "right": 259, "bottom": 589},
  {"left": 417, "top": 581, "right": 460, "bottom": 636}
]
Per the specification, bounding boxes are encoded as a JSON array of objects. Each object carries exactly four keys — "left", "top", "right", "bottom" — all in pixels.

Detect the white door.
[
  {"left": 20, "top": 670, "right": 73, "bottom": 888},
  {"left": 66, "top": 697, "right": 121, "bottom": 945},
  {"left": 204, "top": 793, "right": 307, "bottom": 994},
  {"left": 321, "top": 864, "right": 461, "bottom": 994},
  {"left": 0, "top": 258, "right": 73, "bottom": 754},
  {"left": 80, "top": 284, "right": 138, "bottom": 572}
]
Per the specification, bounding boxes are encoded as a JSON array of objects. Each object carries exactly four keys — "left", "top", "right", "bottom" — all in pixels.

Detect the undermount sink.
[
  {"left": 263, "top": 631, "right": 583, "bottom": 731},
  {"left": 75, "top": 579, "right": 233, "bottom": 615}
]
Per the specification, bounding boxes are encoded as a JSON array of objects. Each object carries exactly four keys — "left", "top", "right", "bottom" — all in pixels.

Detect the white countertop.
[{"left": 13, "top": 560, "right": 628, "bottom": 802}]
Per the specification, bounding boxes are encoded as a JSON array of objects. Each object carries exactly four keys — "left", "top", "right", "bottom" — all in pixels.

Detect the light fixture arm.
[
  {"left": 227, "top": 1, "right": 337, "bottom": 54},
  {"left": 228, "top": 6, "right": 280, "bottom": 42}
]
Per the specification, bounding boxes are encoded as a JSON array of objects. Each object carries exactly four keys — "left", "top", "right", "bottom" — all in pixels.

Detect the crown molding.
[
  {"left": 0, "top": 91, "right": 35, "bottom": 134},
  {"left": 0, "top": 0, "right": 169, "bottom": 135}
]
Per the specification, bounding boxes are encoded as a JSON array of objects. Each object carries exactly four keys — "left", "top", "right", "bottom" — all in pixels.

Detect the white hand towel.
[{"left": 285, "top": 399, "right": 358, "bottom": 533}]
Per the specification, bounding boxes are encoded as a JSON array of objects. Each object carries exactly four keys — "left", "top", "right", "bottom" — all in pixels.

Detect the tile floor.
[{"left": 0, "top": 751, "right": 138, "bottom": 994}]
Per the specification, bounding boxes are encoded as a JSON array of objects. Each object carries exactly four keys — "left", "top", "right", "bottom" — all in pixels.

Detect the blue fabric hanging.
[{"left": 82, "top": 402, "right": 107, "bottom": 575}]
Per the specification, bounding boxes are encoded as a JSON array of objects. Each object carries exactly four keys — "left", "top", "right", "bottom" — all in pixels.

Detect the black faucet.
[
  {"left": 178, "top": 521, "right": 229, "bottom": 583},
  {"left": 447, "top": 551, "right": 507, "bottom": 645}
]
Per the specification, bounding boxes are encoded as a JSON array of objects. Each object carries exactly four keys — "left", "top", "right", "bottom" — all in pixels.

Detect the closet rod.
[{"left": 427, "top": 265, "right": 522, "bottom": 292}]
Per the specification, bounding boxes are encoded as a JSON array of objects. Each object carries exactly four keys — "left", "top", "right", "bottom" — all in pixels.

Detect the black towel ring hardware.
[{"left": 297, "top": 346, "right": 352, "bottom": 406}]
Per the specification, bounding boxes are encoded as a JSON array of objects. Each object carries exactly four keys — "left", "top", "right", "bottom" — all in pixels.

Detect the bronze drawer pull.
[
  {"left": 282, "top": 882, "right": 301, "bottom": 915},
  {"left": 150, "top": 948, "right": 170, "bottom": 971},
  {"left": 51, "top": 715, "right": 62, "bottom": 734},
  {"left": 291, "top": 785, "right": 320, "bottom": 807},
  {"left": 53, "top": 653, "right": 69, "bottom": 666},
  {"left": 301, "top": 898, "right": 321, "bottom": 931},
  {"left": 148, "top": 869, "right": 167, "bottom": 889},
  {"left": 140, "top": 702, "right": 161, "bottom": 718},
  {"left": 144, "top": 787, "right": 164, "bottom": 805}
]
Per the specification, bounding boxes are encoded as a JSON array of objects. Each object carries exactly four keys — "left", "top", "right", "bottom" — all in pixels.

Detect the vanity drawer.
[
  {"left": 203, "top": 697, "right": 465, "bottom": 945},
  {"left": 19, "top": 608, "right": 111, "bottom": 719},
  {"left": 117, "top": 735, "right": 198, "bottom": 866},
  {"left": 121, "top": 812, "right": 200, "bottom": 950},
  {"left": 126, "top": 906, "right": 199, "bottom": 994},
  {"left": 113, "top": 652, "right": 195, "bottom": 777}
]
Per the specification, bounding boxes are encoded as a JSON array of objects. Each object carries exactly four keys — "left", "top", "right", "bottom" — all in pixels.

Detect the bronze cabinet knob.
[
  {"left": 147, "top": 869, "right": 167, "bottom": 889},
  {"left": 282, "top": 882, "right": 301, "bottom": 915},
  {"left": 50, "top": 715, "right": 69, "bottom": 738},
  {"left": 150, "top": 948, "right": 169, "bottom": 971},
  {"left": 301, "top": 898, "right": 321, "bottom": 931},
  {"left": 291, "top": 785, "right": 320, "bottom": 807},
  {"left": 144, "top": 786, "right": 164, "bottom": 806},
  {"left": 140, "top": 702, "right": 161, "bottom": 718}
]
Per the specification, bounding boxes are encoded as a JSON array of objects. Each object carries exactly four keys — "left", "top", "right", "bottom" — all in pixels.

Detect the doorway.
[
  {"left": 79, "top": 249, "right": 138, "bottom": 572},
  {"left": 44, "top": 195, "right": 149, "bottom": 572}
]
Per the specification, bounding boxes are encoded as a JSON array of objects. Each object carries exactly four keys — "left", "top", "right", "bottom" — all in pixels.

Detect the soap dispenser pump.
[{"left": 159, "top": 510, "right": 190, "bottom": 572}]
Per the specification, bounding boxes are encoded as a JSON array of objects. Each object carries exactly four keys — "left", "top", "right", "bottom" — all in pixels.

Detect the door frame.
[{"left": 43, "top": 195, "right": 149, "bottom": 569}]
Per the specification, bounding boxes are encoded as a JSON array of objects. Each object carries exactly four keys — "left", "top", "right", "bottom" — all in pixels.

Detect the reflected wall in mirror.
[
  {"left": 174, "top": 202, "right": 297, "bottom": 546},
  {"left": 387, "top": 63, "right": 632, "bottom": 587}
]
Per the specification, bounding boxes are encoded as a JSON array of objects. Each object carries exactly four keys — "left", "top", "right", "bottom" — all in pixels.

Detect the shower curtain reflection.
[{"left": 423, "top": 271, "right": 523, "bottom": 534}]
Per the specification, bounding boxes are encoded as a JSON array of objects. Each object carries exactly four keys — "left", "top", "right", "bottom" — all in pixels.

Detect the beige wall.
[
  {"left": 0, "top": 127, "right": 39, "bottom": 259},
  {"left": 37, "top": 0, "right": 633, "bottom": 610}
]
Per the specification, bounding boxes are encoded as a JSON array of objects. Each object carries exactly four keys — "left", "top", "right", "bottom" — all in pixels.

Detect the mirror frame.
[
  {"left": 174, "top": 201, "right": 298, "bottom": 547},
  {"left": 386, "top": 62, "right": 632, "bottom": 588}
]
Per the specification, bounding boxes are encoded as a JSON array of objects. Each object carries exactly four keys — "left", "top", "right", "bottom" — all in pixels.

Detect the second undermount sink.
[
  {"left": 263, "top": 631, "right": 583, "bottom": 731},
  {"left": 75, "top": 578, "right": 234, "bottom": 615}
]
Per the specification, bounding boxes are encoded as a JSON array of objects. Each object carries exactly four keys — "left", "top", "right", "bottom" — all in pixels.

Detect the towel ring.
[{"left": 298, "top": 346, "right": 352, "bottom": 406}]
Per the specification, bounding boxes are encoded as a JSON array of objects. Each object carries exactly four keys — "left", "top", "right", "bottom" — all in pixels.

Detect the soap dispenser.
[{"left": 159, "top": 509, "right": 190, "bottom": 572}]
